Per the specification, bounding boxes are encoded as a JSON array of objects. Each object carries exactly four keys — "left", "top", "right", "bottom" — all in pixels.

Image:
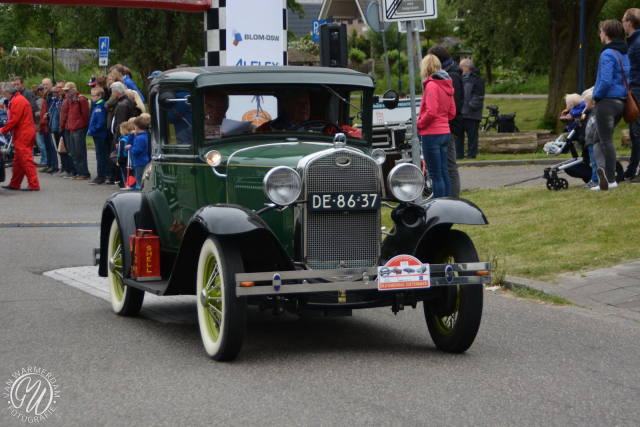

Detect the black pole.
[
  {"left": 578, "top": 0, "right": 585, "bottom": 93},
  {"left": 397, "top": 29, "right": 402, "bottom": 92},
  {"left": 50, "top": 34, "right": 55, "bottom": 83}
]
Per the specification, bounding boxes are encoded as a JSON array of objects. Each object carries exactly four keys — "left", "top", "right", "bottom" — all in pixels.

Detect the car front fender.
[
  {"left": 163, "top": 204, "right": 295, "bottom": 296},
  {"left": 380, "top": 198, "right": 488, "bottom": 263},
  {"left": 98, "top": 191, "right": 150, "bottom": 278}
]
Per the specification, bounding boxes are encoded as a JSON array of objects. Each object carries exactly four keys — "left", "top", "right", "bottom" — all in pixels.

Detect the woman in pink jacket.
[{"left": 417, "top": 54, "right": 456, "bottom": 198}]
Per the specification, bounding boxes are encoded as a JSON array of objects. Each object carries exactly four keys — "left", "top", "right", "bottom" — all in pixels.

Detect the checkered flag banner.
[{"left": 204, "top": 0, "right": 288, "bottom": 66}]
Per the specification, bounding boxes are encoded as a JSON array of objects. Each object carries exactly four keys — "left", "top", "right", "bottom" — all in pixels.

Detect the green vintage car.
[{"left": 98, "top": 66, "right": 491, "bottom": 361}]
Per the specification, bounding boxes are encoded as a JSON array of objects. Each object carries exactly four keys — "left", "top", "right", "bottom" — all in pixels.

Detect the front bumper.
[{"left": 235, "top": 262, "right": 491, "bottom": 296}]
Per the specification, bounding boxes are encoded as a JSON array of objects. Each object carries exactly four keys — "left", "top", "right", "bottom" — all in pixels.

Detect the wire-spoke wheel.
[
  {"left": 196, "top": 236, "right": 246, "bottom": 361},
  {"left": 422, "top": 168, "right": 433, "bottom": 201},
  {"left": 107, "top": 219, "right": 144, "bottom": 316},
  {"left": 423, "top": 230, "right": 483, "bottom": 353}
]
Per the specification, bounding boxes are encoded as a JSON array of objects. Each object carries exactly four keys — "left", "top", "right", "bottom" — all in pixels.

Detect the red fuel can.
[{"left": 129, "top": 229, "right": 161, "bottom": 281}]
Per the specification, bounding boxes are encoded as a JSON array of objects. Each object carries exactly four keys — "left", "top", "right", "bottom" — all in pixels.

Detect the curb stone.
[
  {"left": 503, "top": 274, "right": 640, "bottom": 324},
  {"left": 460, "top": 156, "right": 630, "bottom": 168}
]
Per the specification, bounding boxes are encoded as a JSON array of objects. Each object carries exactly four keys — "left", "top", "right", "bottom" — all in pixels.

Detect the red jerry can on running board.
[{"left": 129, "top": 229, "right": 161, "bottom": 281}]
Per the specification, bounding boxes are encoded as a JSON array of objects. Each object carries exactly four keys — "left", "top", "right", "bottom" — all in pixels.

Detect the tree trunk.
[
  {"left": 546, "top": 0, "right": 607, "bottom": 133},
  {"left": 478, "top": 131, "right": 538, "bottom": 153},
  {"left": 485, "top": 61, "right": 493, "bottom": 85}
]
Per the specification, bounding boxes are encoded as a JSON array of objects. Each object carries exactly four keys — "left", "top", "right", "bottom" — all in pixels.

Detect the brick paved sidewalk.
[{"left": 505, "top": 260, "right": 640, "bottom": 323}]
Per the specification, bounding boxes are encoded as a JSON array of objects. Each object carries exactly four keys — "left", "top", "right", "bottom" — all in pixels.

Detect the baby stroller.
[
  {"left": 542, "top": 109, "right": 623, "bottom": 190},
  {"left": 0, "top": 113, "right": 14, "bottom": 168}
]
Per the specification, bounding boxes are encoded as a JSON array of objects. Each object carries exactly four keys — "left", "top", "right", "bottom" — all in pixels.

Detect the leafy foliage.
[
  {"left": 288, "top": 34, "right": 319, "bottom": 55},
  {"left": 348, "top": 48, "right": 367, "bottom": 65},
  {"left": 366, "top": 23, "right": 405, "bottom": 59},
  {"left": 347, "top": 29, "right": 370, "bottom": 58},
  {"left": 0, "top": 48, "right": 67, "bottom": 82}
]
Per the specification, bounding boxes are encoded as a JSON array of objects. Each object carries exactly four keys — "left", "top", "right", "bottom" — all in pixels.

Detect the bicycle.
[{"left": 480, "top": 105, "right": 500, "bottom": 131}]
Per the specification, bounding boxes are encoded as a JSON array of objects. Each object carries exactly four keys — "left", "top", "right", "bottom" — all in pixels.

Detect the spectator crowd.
[
  {"left": 2, "top": 8, "right": 640, "bottom": 196},
  {"left": 1, "top": 63, "right": 157, "bottom": 191}
]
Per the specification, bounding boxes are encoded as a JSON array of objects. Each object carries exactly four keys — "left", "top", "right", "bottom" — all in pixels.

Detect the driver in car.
[{"left": 257, "top": 91, "right": 338, "bottom": 133}]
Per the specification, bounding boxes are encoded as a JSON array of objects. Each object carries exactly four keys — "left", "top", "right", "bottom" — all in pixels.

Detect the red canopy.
[{"left": 0, "top": 0, "right": 211, "bottom": 12}]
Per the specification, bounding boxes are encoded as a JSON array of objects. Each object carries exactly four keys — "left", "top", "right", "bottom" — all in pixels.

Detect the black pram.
[{"left": 542, "top": 109, "right": 623, "bottom": 190}]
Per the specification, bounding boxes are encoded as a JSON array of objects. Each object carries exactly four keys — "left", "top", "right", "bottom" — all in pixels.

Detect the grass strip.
[
  {"left": 382, "top": 182, "right": 640, "bottom": 283},
  {"left": 502, "top": 283, "right": 577, "bottom": 306}
]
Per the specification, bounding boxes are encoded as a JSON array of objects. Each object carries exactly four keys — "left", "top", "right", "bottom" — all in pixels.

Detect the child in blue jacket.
[
  {"left": 117, "top": 121, "right": 134, "bottom": 186},
  {"left": 87, "top": 87, "right": 109, "bottom": 184},
  {"left": 125, "top": 116, "right": 150, "bottom": 190}
]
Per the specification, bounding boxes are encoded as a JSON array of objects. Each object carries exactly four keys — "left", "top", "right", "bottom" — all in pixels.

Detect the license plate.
[{"left": 308, "top": 192, "right": 381, "bottom": 211}]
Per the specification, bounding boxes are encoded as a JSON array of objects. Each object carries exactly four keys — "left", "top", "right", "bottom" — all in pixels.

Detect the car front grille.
[{"left": 304, "top": 151, "right": 381, "bottom": 274}]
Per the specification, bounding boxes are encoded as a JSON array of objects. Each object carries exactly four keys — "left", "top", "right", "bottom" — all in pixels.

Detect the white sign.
[
  {"left": 225, "top": 0, "right": 284, "bottom": 66},
  {"left": 380, "top": 0, "right": 437, "bottom": 23},
  {"left": 378, "top": 255, "right": 430, "bottom": 291},
  {"left": 373, "top": 98, "right": 422, "bottom": 124}
]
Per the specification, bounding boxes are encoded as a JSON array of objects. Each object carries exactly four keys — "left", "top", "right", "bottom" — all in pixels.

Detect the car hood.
[{"left": 227, "top": 141, "right": 341, "bottom": 169}]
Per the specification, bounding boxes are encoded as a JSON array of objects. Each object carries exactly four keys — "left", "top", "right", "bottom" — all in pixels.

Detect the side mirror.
[
  {"left": 158, "top": 90, "right": 177, "bottom": 110},
  {"left": 382, "top": 89, "right": 399, "bottom": 110}
]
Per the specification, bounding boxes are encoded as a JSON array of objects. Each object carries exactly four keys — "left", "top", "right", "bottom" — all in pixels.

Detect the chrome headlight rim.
[
  {"left": 205, "top": 150, "right": 222, "bottom": 167},
  {"left": 263, "top": 166, "right": 302, "bottom": 206},
  {"left": 387, "top": 163, "right": 425, "bottom": 202}
]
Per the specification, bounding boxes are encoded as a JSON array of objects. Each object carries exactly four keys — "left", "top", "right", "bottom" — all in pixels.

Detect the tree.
[
  {"left": 348, "top": 28, "right": 371, "bottom": 58},
  {"left": 4, "top": 1, "right": 305, "bottom": 94},
  {"left": 454, "top": 0, "right": 610, "bottom": 131}
]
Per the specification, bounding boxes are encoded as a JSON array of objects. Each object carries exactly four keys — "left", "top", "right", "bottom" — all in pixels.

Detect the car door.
[{"left": 147, "top": 86, "right": 198, "bottom": 248}]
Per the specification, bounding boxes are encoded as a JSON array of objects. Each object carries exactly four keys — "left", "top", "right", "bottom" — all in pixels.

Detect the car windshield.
[{"left": 202, "top": 84, "right": 367, "bottom": 142}]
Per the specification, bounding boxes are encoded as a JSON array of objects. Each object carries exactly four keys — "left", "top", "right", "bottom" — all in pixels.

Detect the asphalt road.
[
  {"left": 458, "top": 163, "right": 587, "bottom": 190},
  {"left": 1, "top": 159, "right": 639, "bottom": 426}
]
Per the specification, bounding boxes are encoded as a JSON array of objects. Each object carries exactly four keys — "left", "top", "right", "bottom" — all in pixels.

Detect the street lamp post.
[{"left": 45, "top": 27, "right": 57, "bottom": 83}]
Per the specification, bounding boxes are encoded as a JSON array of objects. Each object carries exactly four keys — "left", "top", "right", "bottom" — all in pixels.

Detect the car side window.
[{"left": 164, "top": 90, "right": 192, "bottom": 146}]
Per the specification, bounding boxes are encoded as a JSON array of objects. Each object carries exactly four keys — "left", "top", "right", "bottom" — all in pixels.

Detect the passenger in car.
[{"left": 256, "top": 91, "right": 340, "bottom": 134}]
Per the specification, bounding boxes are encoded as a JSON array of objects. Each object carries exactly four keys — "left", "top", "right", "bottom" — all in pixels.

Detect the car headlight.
[
  {"left": 371, "top": 149, "right": 386, "bottom": 165},
  {"left": 263, "top": 166, "right": 301, "bottom": 206},
  {"left": 205, "top": 150, "right": 222, "bottom": 167},
  {"left": 387, "top": 164, "right": 424, "bottom": 202}
]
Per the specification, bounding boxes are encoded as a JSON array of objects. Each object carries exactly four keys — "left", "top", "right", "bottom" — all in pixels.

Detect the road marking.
[
  {"left": 44, "top": 266, "right": 197, "bottom": 324},
  {"left": 0, "top": 221, "right": 100, "bottom": 228}
]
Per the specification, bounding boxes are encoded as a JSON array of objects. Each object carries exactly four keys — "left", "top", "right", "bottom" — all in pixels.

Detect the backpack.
[{"left": 497, "top": 114, "right": 519, "bottom": 133}]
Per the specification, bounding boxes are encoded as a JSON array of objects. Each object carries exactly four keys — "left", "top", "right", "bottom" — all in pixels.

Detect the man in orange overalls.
[{"left": 0, "top": 82, "right": 40, "bottom": 191}]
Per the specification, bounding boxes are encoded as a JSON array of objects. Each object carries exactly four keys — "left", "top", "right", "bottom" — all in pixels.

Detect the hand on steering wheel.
[{"left": 290, "top": 119, "right": 342, "bottom": 133}]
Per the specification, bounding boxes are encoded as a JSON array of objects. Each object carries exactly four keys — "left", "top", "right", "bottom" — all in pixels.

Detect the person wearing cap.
[
  {"left": 38, "top": 78, "right": 59, "bottom": 174},
  {"left": 57, "top": 79, "right": 77, "bottom": 178},
  {"left": 64, "top": 82, "right": 91, "bottom": 180},
  {"left": 0, "top": 82, "right": 40, "bottom": 191},
  {"left": 88, "top": 86, "right": 109, "bottom": 185},
  {"left": 147, "top": 70, "right": 162, "bottom": 81}
]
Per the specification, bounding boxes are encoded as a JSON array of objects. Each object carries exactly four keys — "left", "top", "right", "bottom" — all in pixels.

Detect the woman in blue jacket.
[{"left": 591, "top": 19, "right": 630, "bottom": 191}]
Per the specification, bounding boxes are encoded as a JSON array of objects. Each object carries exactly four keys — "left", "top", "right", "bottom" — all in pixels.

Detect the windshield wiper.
[{"left": 321, "top": 85, "right": 362, "bottom": 113}]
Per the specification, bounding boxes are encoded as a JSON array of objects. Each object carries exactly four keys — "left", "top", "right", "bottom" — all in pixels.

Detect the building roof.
[
  {"left": 318, "top": 0, "right": 372, "bottom": 20},
  {"left": 154, "top": 66, "right": 375, "bottom": 88},
  {"left": 288, "top": 3, "right": 323, "bottom": 39},
  {"left": 288, "top": 47, "right": 318, "bottom": 64}
]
